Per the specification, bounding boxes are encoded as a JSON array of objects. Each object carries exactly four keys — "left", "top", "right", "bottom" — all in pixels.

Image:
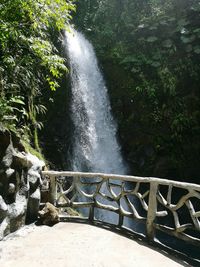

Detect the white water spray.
[{"left": 65, "top": 29, "right": 127, "bottom": 175}]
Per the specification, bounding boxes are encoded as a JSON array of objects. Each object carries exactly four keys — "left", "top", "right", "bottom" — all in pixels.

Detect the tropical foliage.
[{"left": 0, "top": 0, "right": 75, "bottom": 149}]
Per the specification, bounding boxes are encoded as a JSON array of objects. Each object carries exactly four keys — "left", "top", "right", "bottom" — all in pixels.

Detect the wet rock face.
[{"left": 0, "top": 127, "right": 45, "bottom": 239}]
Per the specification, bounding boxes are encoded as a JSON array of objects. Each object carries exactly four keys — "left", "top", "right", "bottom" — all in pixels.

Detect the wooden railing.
[{"left": 42, "top": 171, "right": 200, "bottom": 247}]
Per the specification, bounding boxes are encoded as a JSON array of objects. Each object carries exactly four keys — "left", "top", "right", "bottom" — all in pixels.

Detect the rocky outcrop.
[{"left": 0, "top": 126, "right": 45, "bottom": 240}]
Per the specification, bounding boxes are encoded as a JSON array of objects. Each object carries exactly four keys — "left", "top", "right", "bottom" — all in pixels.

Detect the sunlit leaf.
[{"left": 146, "top": 36, "right": 158, "bottom": 43}]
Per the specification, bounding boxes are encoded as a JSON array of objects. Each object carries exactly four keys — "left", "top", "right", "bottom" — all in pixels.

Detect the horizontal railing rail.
[{"left": 42, "top": 171, "right": 200, "bottom": 247}]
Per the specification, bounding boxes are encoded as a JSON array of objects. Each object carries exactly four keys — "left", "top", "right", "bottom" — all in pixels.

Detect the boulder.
[
  {"left": 26, "top": 153, "right": 45, "bottom": 222},
  {"left": 0, "top": 196, "right": 8, "bottom": 221},
  {"left": 0, "top": 218, "right": 10, "bottom": 240},
  {"left": 26, "top": 188, "right": 41, "bottom": 223},
  {"left": 38, "top": 202, "right": 60, "bottom": 226},
  {"left": 8, "top": 193, "right": 27, "bottom": 233}
]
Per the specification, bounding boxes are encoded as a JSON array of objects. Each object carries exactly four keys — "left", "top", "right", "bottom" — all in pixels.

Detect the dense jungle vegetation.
[
  {"left": 0, "top": 0, "right": 199, "bottom": 183},
  {"left": 0, "top": 0, "right": 75, "bottom": 154},
  {"left": 75, "top": 0, "right": 200, "bottom": 183}
]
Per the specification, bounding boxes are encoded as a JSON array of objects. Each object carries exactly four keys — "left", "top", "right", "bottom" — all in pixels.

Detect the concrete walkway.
[{"left": 0, "top": 222, "right": 184, "bottom": 267}]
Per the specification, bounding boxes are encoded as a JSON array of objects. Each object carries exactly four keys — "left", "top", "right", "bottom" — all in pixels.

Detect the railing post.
[
  {"left": 118, "top": 199, "right": 123, "bottom": 227},
  {"left": 118, "top": 213, "right": 123, "bottom": 228},
  {"left": 146, "top": 181, "right": 158, "bottom": 241},
  {"left": 89, "top": 204, "right": 94, "bottom": 222},
  {"left": 49, "top": 175, "right": 57, "bottom": 205}
]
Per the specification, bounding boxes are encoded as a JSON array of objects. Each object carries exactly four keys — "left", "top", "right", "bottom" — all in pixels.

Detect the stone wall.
[{"left": 0, "top": 127, "right": 45, "bottom": 240}]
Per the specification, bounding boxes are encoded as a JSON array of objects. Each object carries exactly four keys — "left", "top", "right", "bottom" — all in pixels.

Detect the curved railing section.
[{"left": 42, "top": 171, "right": 200, "bottom": 247}]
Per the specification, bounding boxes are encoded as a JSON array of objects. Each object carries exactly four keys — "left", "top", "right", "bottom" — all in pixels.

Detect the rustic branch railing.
[{"left": 42, "top": 171, "right": 200, "bottom": 247}]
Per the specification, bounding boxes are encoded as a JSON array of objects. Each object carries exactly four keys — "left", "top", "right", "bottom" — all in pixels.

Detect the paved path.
[{"left": 0, "top": 222, "right": 184, "bottom": 267}]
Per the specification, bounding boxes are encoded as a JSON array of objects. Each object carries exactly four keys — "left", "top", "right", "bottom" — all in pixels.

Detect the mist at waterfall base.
[{"left": 64, "top": 29, "right": 138, "bottom": 227}]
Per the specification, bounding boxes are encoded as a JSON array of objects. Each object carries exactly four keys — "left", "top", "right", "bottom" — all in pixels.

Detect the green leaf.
[
  {"left": 181, "top": 35, "right": 195, "bottom": 44},
  {"left": 178, "top": 19, "right": 189, "bottom": 27},
  {"left": 151, "top": 61, "right": 161, "bottom": 68},
  {"left": 162, "top": 39, "right": 173, "bottom": 48},
  {"left": 10, "top": 97, "right": 25, "bottom": 105},
  {"left": 131, "top": 67, "right": 140, "bottom": 73},
  {"left": 194, "top": 47, "right": 200, "bottom": 54},
  {"left": 146, "top": 36, "right": 158, "bottom": 43},
  {"left": 121, "top": 56, "right": 138, "bottom": 64}
]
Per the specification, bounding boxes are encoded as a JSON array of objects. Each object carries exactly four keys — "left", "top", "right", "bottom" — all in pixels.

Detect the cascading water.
[
  {"left": 65, "top": 29, "right": 127, "bottom": 175},
  {"left": 64, "top": 29, "right": 128, "bottom": 224}
]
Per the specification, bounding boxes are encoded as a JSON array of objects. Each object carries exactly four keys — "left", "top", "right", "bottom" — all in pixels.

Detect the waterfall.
[
  {"left": 64, "top": 29, "right": 130, "bottom": 224},
  {"left": 65, "top": 29, "right": 127, "bottom": 175}
]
